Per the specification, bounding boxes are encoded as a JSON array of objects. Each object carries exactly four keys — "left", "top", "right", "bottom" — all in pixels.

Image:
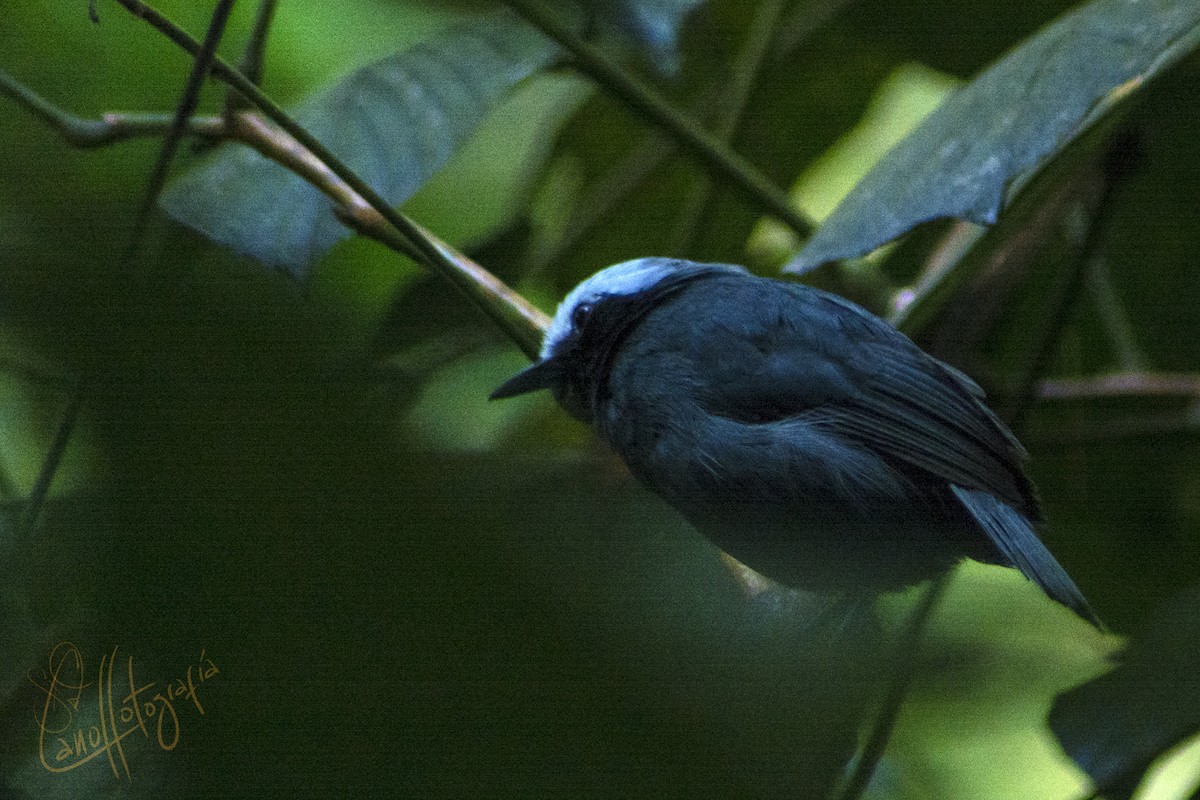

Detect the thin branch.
[
  {"left": 226, "top": 0, "right": 279, "bottom": 113},
  {"left": 0, "top": 69, "right": 225, "bottom": 146},
  {"left": 239, "top": 0, "right": 278, "bottom": 85},
  {"left": 1038, "top": 372, "right": 1200, "bottom": 401},
  {"left": 19, "top": 385, "right": 83, "bottom": 533},
  {"left": 888, "top": 221, "right": 984, "bottom": 327},
  {"left": 130, "top": 0, "right": 237, "bottom": 247},
  {"left": 832, "top": 574, "right": 951, "bottom": 800},
  {"left": 532, "top": 0, "right": 819, "bottom": 271},
  {"left": 0, "top": 355, "right": 75, "bottom": 502},
  {"left": 1003, "top": 147, "right": 1130, "bottom": 428},
  {"left": 771, "top": 0, "right": 858, "bottom": 60},
  {"left": 504, "top": 0, "right": 813, "bottom": 239},
  {"left": 229, "top": 113, "right": 551, "bottom": 347},
  {"left": 19, "top": 1, "right": 238, "bottom": 536},
  {"left": 673, "top": 0, "right": 787, "bottom": 255},
  {"left": 1028, "top": 412, "right": 1200, "bottom": 444},
  {"left": 1006, "top": 244, "right": 1094, "bottom": 427},
  {"left": 708, "top": 1, "right": 784, "bottom": 146},
  {"left": 5, "top": 7, "right": 548, "bottom": 354},
  {"left": 526, "top": 128, "right": 673, "bottom": 279},
  {"left": 1085, "top": 254, "right": 1147, "bottom": 371},
  {"left": 111, "top": 0, "right": 550, "bottom": 357},
  {"left": 528, "top": 79, "right": 733, "bottom": 276}
]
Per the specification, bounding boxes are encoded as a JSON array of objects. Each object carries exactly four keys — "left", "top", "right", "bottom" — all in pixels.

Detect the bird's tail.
[{"left": 951, "top": 486, "right": 1103, "bottom": 629}]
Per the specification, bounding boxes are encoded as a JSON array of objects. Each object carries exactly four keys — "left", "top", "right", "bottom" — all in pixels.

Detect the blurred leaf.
[
  {"left": 787, "top": 0, "right": 1200, "bottom": 273},
  {"left": 1049, "top": 583, "right": 1200, "bottom": 800},
  {"left": 523, "top": 3, "right": 898, "bottom": 291},
  {"left": 405, "top": 346, "right": 539, "bottom": 450},
  {"left": 0, "top": 452, "right": 879, "bottom": 798},
  {"left": 585, "top": 0, "right": 708, "bottom": 75},
  {"left": 160, "top": 9, "right": 563, "bottom": 275}
]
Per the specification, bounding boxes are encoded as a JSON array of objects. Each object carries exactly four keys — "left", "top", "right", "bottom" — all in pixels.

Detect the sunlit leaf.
[
  {"left": 1049, "top": 584, "right": 1200, "bottom": 800},
  {"left": 160, "top": 10, "right": 562, "bottom": 275},
  {"left": 787, "top": 0, "right": 1200, "bottom": 273},
  {"left": 863, "top": 563, "right": 1110, "bottom": 800}
]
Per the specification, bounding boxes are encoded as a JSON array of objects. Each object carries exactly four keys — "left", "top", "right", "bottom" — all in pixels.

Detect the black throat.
[{"left": 565, "top": 268, "right": 719, "bottom": 419}]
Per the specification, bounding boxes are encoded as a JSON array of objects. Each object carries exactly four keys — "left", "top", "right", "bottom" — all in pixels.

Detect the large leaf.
[
  {"left": 1049, "top": 584, "right": 1200, "bottom": 800},
  {"left": 786, "top": 0, "right": 1200, "bottom": 274},
  {"left": 160, "top": 10, "right": 562, "bottom": 275},
  {"left": 859, "top": 563, "right": 1111, "bottom": 800}
]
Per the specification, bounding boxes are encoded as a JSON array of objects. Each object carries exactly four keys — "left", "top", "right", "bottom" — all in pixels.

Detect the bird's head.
[{"left": 490, "top": 257, "right": 737, "bottom": 422}]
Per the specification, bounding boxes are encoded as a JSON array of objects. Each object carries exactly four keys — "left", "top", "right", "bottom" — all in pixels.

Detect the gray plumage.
[{"left": 492, "top": 258, "right": 1100, "bottom": 627}]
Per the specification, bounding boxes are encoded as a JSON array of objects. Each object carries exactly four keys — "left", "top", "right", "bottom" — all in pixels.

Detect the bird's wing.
[
  {"left": 815, "top": 342, "right": 1036, "bottom": 513},
  {"left": 809, "top": 326, "right": 1102, "bottom": 625},
  {"left": 693, "top": 285, "right": 1035, "bottom": 512}
]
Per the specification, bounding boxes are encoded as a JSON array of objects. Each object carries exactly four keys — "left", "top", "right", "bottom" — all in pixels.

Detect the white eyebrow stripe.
[{"left": 541, "top": 258, "right": 684, "bottom": 359}]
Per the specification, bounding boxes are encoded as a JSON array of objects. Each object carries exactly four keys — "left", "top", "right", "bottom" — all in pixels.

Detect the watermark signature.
[{"left": 27, "top": 641, "right": 219, "bottom": 780}]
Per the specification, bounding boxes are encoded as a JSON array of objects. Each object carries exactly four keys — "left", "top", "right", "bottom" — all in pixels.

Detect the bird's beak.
[{"left": 490, "top": 357, "right": 564, "bottom": 400}]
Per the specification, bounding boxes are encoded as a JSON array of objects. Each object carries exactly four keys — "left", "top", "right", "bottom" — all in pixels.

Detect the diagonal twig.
[
  {"left": 19, "top": 0, "right": 238, "bottom": 537},
  {"left": 239, "top": 0, "right": 278, "bottom": 85},
  {"left": 831, "top": 573, "right": 952, "bottom": 800},
  {"left": 129, "top": 0, "right": 238, "bottom": 250},
  {"left": 674, "top": 0, "right": 787, "bottom": 256},
  {"left": 18, "top": 385, "right": 83, "bottom": 533},
  {"left": 111, "top": 0, "right": 549, "bottom": 358},
  {"left": 0, "top": 68, "right": 224, "bottom": 146},
  {"left": 227, "top": 0, "right": 279, "bottom": 113}
]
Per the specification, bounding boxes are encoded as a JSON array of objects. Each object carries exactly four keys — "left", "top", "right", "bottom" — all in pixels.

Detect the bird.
[{"left": 491, "top": 257, "right": 1101, "bottom": 627}]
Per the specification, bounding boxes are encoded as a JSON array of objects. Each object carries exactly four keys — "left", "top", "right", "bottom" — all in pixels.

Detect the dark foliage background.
[{"left": 0, "top": 1, "right": 1198, "bottom": 798}]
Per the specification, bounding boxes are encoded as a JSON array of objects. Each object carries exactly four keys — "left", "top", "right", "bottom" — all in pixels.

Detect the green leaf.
[
  {"left": 1049, "top": 584, "right": 1200, "bottom": 800},
  {"left": 160, "top": 10, "right": 562, "bottom": 276},
  {"left": 786, "top": 0, "right": 1200, "bottom": 274},
  {"left": 586, "top": 0, "right": 708, "bottom": 75},
  {"left": 861, "top": 563, "right": 1110, "bottom": 800}
]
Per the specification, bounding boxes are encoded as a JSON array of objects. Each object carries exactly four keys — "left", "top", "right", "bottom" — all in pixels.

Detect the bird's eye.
[{"left": 571, "top": 302, "right": 595, "bottom": 329}]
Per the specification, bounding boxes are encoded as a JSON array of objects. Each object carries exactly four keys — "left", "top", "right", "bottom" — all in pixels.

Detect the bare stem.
[
  {"left": 227, "top": 0, "right": 279, "bottom": 113},
  {"left": 1038, "top": 372, "right": 1200, "bottom": 401},
  {"left": 240, "top": 0, "right": 278, "bottom": 85},
  {"left": 832, "top": 574, "right": 951, "bottom": 800},
  {"left": 19, "top": 384, "right": 83, "bottom": 534},
  {"left": 1085, "top": 255, "right": 1147, "bottom": 371},
  {"left": 674, "top": 0, "right": 787, "bottom": 255},
  {"left": 130, "top": 0, "right": 237, "bottom": 249},
  {"left": 772, "top": 0, "right": 857, "bottom": 59}
]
